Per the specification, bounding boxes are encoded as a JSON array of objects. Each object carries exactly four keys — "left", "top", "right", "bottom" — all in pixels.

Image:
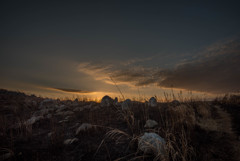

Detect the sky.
[{"left": 0, "top": 1, "right": 240, "bottom": 100}]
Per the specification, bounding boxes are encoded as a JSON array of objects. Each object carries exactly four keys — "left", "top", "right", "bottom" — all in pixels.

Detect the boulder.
[
  {"left": 73, "top": 106, "right": 84, "bottom": 112},
  {"left": 148, "top": 97, "right": 157, "bottom": 107},
  {"left": 121, "top": 99, "right": 132, "bottom": 110},
  {"left": 171, "top": 100, "right": 180, "bottom": 106},
  {"left": 56, "top": 105, "right": 67, "bottom": 113},
  {"left": 64, "top": 138, "right": 79, "bottom": 145},
  {"left": 39, "top": 99, "right": 54, "bottom": 109},
  {"left": 56, "top": 110, "right": 74, "bottom": 116},
  {"left": 144, "top": 119, "right": 158, "bottom": 128},
  {"left": 100, "top": 95, "right": 113, "bottom": 107},
  {"left": 76, "top": 123, "right": 94, "bottom": 134},
  {"left": 138, "top": 132, "right": 166, "bottom": 155},
  {"left": 25, "top": 116, "right": 44, "bottom": 125}
]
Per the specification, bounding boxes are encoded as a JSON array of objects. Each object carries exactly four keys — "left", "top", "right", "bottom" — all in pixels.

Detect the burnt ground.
[{"left": 0, "top": 89, "right": 240, "bottom": 161}]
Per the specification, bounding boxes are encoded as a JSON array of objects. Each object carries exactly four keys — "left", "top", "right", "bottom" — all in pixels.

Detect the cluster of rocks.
[
  {"left": 6, "top": 91, "right": 176, "bottom": 159},
  {"left": 100, "top": 95, "right": 159, "bottom": 109}
]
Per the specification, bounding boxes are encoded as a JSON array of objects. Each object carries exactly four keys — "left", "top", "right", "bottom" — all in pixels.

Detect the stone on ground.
[
  {"left": 64, "top": 138, "right": 79, "bottom": 145},
  {"left": 148, "top": 97, "right": 157, "bottom": 107},
  {"left": 76, "top": 123, "right": 94, "bottom": 134},
  {"left": 144, "top": 119, "right": 158, "bottom": 128},
  {"left": 138, "top": 132, "right": 166, "bottom": 155},
  {"left": 121, "top": 99, "right": 132, "bottom": 110},
  {"left": 100, "top": 95, "right": 114, "bottom": 107}
]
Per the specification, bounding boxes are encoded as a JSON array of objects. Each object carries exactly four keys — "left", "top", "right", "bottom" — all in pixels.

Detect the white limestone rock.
[
  {"left": 76, "top": 123, "right": 94, "bottom": 134},
  {"left": 56, "top": 105, "right": 68, "bottom": 113},
  {"left": 138, "top": 132, "right": 166, "bottom": 155},
  {"left": 0, "top": 152, "right": 13, "bottom": 161},
  {"left": 144, "top": 119, "right": 158, "bottom": 128},
  {"left": 171, "top": 100, "right": 180, "bottom": 106},
  {"left": 39, "top": 99, "right": 54, "bottom": 109},
  {"left": 90, "top": 105, "right": 100, "bottom": 111},
  {"left": 25, "top": 116, "right": 44, "bottom": 125},
  {"left": 64, "top": 138, "right": 79, "bottom": 145},
  {"left": 48, "top": 132, "right": 54, "bottom": 137},
  {"left": 121, "top": 99, "right": 132, "bottom": 110},
  {"left": 100, "top": 95, "right": 113, "bottom": 107},
  {"left": 148, "top": 97, "right": 157, "bottom": 107},
  {"left": 58, "top": 120, "right": 68, "bottom": 123},
  {"left": 56, "top": 110, "right": 74, "bottom": 116},
  {"left": 73, "top": 106, "right": 84, "bottom": 112},
  {"left": 46, "top": 114, "right": 52, "bottom": 119}
]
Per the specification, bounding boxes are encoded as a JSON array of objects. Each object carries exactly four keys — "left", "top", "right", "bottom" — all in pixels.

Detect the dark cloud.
[
  {"left": 158, "top": 38, "right": 240, "bottom": 93},
  {"left": 79, "top": 38, "right": 240, "bottom": 94},
  {"left": 52, "top": 88, "right": 93, "bottom": 94}
]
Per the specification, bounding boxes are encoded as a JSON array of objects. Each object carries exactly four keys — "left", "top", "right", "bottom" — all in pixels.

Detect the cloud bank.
[
  {"left": 52, "top": 88, "right": 93, "bottom": 94},
  {"left": 78, "top": 38, "right": 240, "bottom": 94}
]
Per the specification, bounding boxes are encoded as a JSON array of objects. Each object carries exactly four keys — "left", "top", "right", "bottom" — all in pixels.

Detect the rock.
[
  {"left": 39, "top": 108, "right": 50, "bottom": 116},
  {"left": 48, "top": 132, "right": 54, "bottom": 137},
  {"left": 73, "top": 106, "right": 84, "bottom": 112},
  {"left": 70, "top": 123, "right": 80, "bottom": 129},
  {"left": 90, "top": 105, "right": 100, "bottom": 111},
  {"left": 144, "top": 119, "right": 158, "bottom": 128},
  {"left": 0, "top": 152, "right": 14, "bottom": 160},
  {"left": 74, "top": 98, "right": 78, "bottom": 102},
  {"left": 148, "top": 97, "right": 157, "bottom": 107},
  {"left": 56, "top": 105, "right": 67, "bottom": 113},
  {"left": 121, "top": 99, "right": 132, "bottom": 110},
  {"left": 171, "top": 100, "right": 180, "bottom": 106},
  {"left": 39, "top": 99, "right": 54, "bottom": 109},
  {"left": 76, "top": 123, "right": 94, "bottom": 134},
  {"left": 56, "top": 110, "right": 74, "bottom": 116},
  {"left": 32, "top": 100, "right": 37, "bottom": 106},
  {"left": 100, "top": 95, "right": 113, "bottom": 107},
  {"left": 138, "top": 132, "right": 166, "bottom": 155},
  {"left": 113, "top": 97, "right": 121, "bottom": 106},
  {"left": 46, "top": 114, "right": 52, "bottom": 119},
  {"left": 64, "top": 138, "right": 79, "bottom": 145},
  {"left": 25, "top": 116, "right": 44, "bottom": 125},
  {"left": 65, "top": 116, "right": 72, "bottom": 120},
  {"left": 72, "top": 100, "right": 79, "bottom": 106},
  {"left": 58, "top": 120, "right": 68, "bottom": 123}
]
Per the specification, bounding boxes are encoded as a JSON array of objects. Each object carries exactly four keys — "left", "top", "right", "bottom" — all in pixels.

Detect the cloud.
[
  {"left": 52, "top": 88, "right": 93, "bottom": 94},
  {"left": 77, "top": 38, "right": 240, "bottom": 94},
  {"left": 158, "top": 38, "right": 240, "bottom": 93}
]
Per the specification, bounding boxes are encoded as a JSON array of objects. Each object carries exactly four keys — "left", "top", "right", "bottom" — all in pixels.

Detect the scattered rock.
[
  {"left": 56, "top": 105, "right": 68, "bottom": 113},
  {"left": 58, "top": 120, "right": 68, "bottom": 123},
  {"left": 76, "top": 123, "right": 94, "bottom": 134},
  {"left": 171, "top": 100, "right": 180, "bottom": 106},
  {"left": 64, "top": 138, "right": 79, "bottom": 145},
  {"left": 39, "top": 99, "right": 54, "bottom": 109},
  {"left": 121, "top": 99, "right": 132, "bottom": 110},
  {"left": 48, "top": 132, "right": 54, "bottom": 137},
  {"left": 148, "top": 97, "right": 157, "bottom": 107},
  {"left": 56, "top": 110, "right": 74, "bottom": 116},
  {"left": 39, "top": 108, "right": 50, "bottom": 116},
  {"left": 138, "top": 132, "right": 166, "bottom": 155},
  {"left": 25, "top": 116, "right": 44, "bottom": 125},
  {"left": 90, "top": 105, "right": 100, "bottom": 111},
  {"left": 73, "top": 106, "right": 84, "bottom": 112},
  {"left": 144, "top": 119, "right": 158, "bottom": 128},
  {"left": 72, "top": 99, "right": 79, "bottom": 106},
  {"left": 46, "top": 114, "right": 52, "bottom": 119},
  {"left": 0, "top": 152, "right": 14, "bottom": 161},
  {"left": 65, "top": 116, "right": 72, "bottom": 120},
  {"left": 100, "top": 95, "right": 113, "bottom": 107}
]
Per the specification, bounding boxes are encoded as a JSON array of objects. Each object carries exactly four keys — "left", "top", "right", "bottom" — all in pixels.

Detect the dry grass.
[{"left": 0, "top": 89, "right": 240, "bottom": 161}]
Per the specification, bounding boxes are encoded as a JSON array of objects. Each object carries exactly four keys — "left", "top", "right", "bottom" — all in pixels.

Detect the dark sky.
[{"left": 1, "top": 1, "right": 240, "bottom": 98}]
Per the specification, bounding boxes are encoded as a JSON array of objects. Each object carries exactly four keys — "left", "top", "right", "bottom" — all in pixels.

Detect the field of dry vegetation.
[{"left": 0, "top": 89, "right": 240, "bottom": 161}]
